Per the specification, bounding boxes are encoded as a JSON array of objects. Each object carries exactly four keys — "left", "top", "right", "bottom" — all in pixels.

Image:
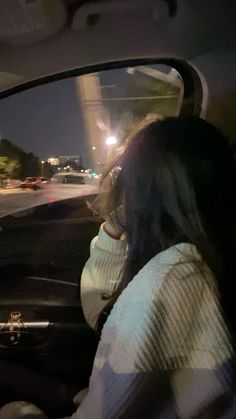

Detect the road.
[{"left": 0, "top": 184, "right": 98, "bottom": 217}]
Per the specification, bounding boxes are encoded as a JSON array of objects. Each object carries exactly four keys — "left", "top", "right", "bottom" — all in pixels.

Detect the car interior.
[{"left": 0, "top": 0, "right": 235, "bottom": 417}]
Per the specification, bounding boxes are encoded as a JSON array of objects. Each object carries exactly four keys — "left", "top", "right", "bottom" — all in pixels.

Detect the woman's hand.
[
  {"left": 103, "top": 206, "right": 125, "bottom": 240},
  {"left": 103, "top": 219, "right": 123, "bottom": 240}
]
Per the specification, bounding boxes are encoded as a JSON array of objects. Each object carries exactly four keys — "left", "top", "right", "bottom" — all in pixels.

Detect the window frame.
[{"left": 0, "top": 58, "right": 203, "bottom": 117}]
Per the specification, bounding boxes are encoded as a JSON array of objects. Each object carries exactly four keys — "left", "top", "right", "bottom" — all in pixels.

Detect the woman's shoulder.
[
  {"left": 107, "top": 243, "right": 210, "bottom": 333},
  {"left": 109, "top": 242, "right": 211, "bottom": 316},
  {"left": 103, "top": 242, "right": 232, "bottom": 375},
  {"left": 130, "top": 242, "right": 209, "bottom": 295},
  {"left": 138, "top": 242, "right": 219, "bottom": 322},
  {"left": 144, "top": 242, "right": 203, "bottom": 273},
  {"left": 108, "top": 242, "right": 221, "bottom": 347}
]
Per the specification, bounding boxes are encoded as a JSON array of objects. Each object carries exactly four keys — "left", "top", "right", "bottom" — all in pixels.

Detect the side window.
[
  {"left": 0, "top": 63, "right": 185, "bottom": 283},
  {"left": 0, "top": 63, "right": 183, "bottom": 214}
]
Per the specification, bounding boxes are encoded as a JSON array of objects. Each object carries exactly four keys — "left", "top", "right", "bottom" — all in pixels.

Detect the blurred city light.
[
  {"left": 105, "top": 136, "right": 117, "bottom": 146},
  {"left": 48, "top": 157, "right": 59, "bottom": 165}
]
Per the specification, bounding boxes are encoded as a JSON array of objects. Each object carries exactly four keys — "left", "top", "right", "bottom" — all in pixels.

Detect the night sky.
[
  {"left": 0, "top": 77, "right": 87, "bottom": 161},
  {"left": 0, "top": 65, "right": 173, "bottom": 167},
  {"left": 0, "top": 68, "right": 130, "bottom": 167}
]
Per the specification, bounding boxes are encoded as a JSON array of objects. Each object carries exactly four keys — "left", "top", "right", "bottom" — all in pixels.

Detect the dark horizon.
[{"left": 0, "top": 77, "right": 88, "bottom": 162}]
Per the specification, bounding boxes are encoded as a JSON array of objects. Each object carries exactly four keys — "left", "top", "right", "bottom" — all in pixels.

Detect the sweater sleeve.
[
  {"left": 80, "top": 224, "right": 128, "bottom": 329},
  {"left": 68, "top": 263, "right": 233, "bottom": 419},
  {"left": 69, "top": 271, "right": 202, "bottom": 419}
]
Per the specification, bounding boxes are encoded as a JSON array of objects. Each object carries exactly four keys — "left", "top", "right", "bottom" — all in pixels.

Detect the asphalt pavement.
[{"left": 0, "top": 184, "right": 98, "bottom": 217}]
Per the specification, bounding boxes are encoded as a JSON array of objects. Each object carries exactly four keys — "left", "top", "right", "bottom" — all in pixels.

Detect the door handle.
[{"left": 0, "top": 311, "right": 50, "bottom": 345}]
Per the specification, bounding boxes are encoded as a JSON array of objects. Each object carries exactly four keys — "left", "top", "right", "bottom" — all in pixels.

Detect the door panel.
[{"left": 0, "top": 198, "right": 101, "bottom": 411}]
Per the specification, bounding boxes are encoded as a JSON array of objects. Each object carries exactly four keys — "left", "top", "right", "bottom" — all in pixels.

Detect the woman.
[{"left": 1, "top": 116, "right": 236, "bottom": 418}]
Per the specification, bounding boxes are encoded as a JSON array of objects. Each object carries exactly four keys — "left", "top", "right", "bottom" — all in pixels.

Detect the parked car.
[
  {"left": 39, "top": 177, "right": 48, "bottom": 184},
  {"left": 20, "top": 177, "right": 42, "bottom": 191},
  {"left": 51, "top": 172, "right": 99, "bottom": 185},
  {"left": 51, "top": 173, "right": 85, "bottom": 185}
]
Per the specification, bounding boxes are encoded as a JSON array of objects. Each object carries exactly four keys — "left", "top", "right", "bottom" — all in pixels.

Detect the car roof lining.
[{"left": 0, "top": 0, "right": 234, "bottom": 94}]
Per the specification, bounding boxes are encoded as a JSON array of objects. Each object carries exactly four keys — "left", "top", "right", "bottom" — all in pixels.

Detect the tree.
[
  {"left": 20, "top": 152, "right": 40, "bottom": 179},
  {"left": 0, "top": 139, "right": 40, "bottom": 179},
  {"left": 0, "top": 156, "right": 20, "bottom": 179},
  {"left": 42, "top": 161, "right": 54, "bottom": 179}
]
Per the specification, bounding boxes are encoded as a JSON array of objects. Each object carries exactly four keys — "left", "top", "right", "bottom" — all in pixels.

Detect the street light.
[
  {"left": 41, "top": 160, "right": 45, "bottom": 177},
  {"left": 105, "top": 136, "right": 117, "bottom": 146},
  {"left": 105, "top": 136, "right": 117, "bottom": 163}
]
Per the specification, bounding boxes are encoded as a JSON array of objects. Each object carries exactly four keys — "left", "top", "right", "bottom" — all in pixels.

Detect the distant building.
[
  {"left": 58, "top": 155, "right": 82, "bottom": 165},
  {"left": 47, "top": 155, "right": 82, "bottom": 166},
  {"left": 47, "top": 157, "right": 59, "bottom": 166},
  {"left": 47, "top": 155, "right": 84, "bottom": 173}
]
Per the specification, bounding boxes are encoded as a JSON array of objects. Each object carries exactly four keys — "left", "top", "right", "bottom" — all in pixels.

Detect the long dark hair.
[{"left": 95, "top": 116, "right": 236, "bottom": 335}]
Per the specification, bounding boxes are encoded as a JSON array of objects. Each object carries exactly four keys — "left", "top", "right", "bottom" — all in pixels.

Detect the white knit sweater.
[{"left": 70, "top": 225, "right": 234, "bottom": 419}]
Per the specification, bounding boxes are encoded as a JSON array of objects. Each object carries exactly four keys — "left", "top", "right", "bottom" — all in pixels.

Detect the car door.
[
  {"left": 0, "top": 59, "right": 187, "bottom": 415},
  {"left": 0, "top": 0, "right": 235, "bottom": 416},
  {"left": 0, "top": 195, "right": 101, "bottom": 416}
]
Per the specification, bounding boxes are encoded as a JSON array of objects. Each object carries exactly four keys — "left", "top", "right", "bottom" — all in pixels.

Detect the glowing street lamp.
[
  {"left": 105, "top": 136, "right": 117, "bottom": 164},
  {"left": 41, "top": 160, "right": 45, "bottom": 177},
  {"left": 105, "top": 136, "right": 117, "bottom": 146}
]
